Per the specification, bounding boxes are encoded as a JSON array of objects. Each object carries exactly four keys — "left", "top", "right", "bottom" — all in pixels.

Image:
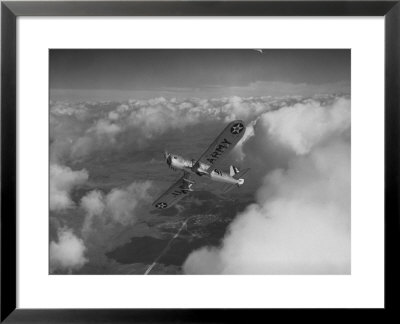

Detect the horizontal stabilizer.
[
  {"left": 233, "top": 168, "right": 250, "bottom": 180},
  {"left": 221, "top": 168, "right": 250, "bottom": 194}
]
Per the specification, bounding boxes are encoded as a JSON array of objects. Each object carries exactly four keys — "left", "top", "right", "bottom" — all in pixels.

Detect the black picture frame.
[{"left": 1, "top": 1, "right": 399, "bottom": 322}]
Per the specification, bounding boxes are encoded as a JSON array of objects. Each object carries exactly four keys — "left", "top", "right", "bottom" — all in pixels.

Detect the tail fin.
[{"left": 229, "top": 165, "right": 240, "bottom": 177}]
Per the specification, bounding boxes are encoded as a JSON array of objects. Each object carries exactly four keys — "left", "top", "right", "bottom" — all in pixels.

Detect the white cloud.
[
  {"left": 260, "top": 97, "right": 350, "bottom": 155},
  {"left": 50, "top": 101, "right": 89, "bottom": 120},
  {"left": 74, "top": 181, "right": 154, "bottom": 268},
  {"left": 80, "top": 181, "right": 153, "bottom": 236},
  {"left": 221, "top": 96, "right": 268, "bottom": 122},
  {"left": 236, "top": 97, "right": 351, "bottom": 190},
  {"left": 50, "top": 164, "right": 88, "bottom": 211},
  {"left": 81, "top": 190, "right": 105, "bottom": 233},
  {"left": 49, "top": 94, "right": 351, "bottom": 274},
  {"left": 184, "top": 97, "right": 351, "bottom": 274},
  {"left": 50, "top": 227, "right": 88, "bottom": 273},
  {"left": 90, "top": 119, "right": 121, "bottom": 137},
  {"left": 50, "top": 94, "right": 347, "bottom": 163},
  {"left": 108, "top": 111, "right": 120, "bottom": 121},
  {"left": 81, "top": 190, "right": 105, "bottom": 216},
  {"left": 233, "top": 119, "right": 257, "bottom": 161},
  {"left": 105, "top": 181, "right": 152, "bottom": 225}
]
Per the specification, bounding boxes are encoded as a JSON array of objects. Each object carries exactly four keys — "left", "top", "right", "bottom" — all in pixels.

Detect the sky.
[
  {"left": 50, "top": 49, "right": 350, "bottom": 101},
  {"left": 49, "top": 49, "right": 351, "bottom": 275}
]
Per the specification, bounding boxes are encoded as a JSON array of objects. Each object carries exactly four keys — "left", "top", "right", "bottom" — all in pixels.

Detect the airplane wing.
[
  {"left": 195, "top": 120, "right": 246, "bottom": 172},
  {"left": 152, "top": 172, "right": 194, "bottom": 210}
]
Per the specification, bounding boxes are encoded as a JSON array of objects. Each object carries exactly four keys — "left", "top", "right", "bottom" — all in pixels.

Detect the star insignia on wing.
[
  {"left": 230, "top": 123, "right": 244, "bottom": 135},
  {"left": 155, "top": 202, "right": 168, "bottom": 209}
]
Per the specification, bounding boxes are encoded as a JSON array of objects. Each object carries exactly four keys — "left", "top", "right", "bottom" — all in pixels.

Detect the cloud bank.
[
  {"left": 50, "top": 164, "right": 88, "bottom": 211},
  {"left": 184, "top": 97, "right": 351, "bottom": 274},
  {"left": 50, "top": 227, "right": 88, "bottom": 273},
  {"left": 81, "top": 181, "right": 153, "bottom": 236},
  {"left": 49, "top": 93, "right": 350, "bottom": 274},
  {"left": 50, "top": 94, "right": 346, "bottom": 163}
]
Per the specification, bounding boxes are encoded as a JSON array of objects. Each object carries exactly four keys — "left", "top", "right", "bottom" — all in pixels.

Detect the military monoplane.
[{"left": 153, "top": 120, "right": 249, "bottom": 209}]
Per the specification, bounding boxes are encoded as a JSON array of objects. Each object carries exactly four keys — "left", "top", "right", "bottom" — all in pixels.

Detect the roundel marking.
[
  {"left": 155, "top": 202, "right": 168, "bottom": 209},
  {"left": 230, "top": 123, "right": 244, "bottom": 135}
]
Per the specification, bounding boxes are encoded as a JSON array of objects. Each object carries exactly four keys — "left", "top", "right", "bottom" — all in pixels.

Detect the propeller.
[{"left": 164, "top": 151, "right": 172, "bottom": 168}]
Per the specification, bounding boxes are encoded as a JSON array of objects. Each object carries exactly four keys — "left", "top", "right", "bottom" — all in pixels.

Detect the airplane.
[{"left": 152, "top": 120, "right": 250, "bottom": 210}]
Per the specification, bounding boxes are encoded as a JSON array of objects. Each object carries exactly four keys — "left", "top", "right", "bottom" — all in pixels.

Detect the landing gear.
[{"left": 191, "top": 160, "right": 204, "bottom": 176}]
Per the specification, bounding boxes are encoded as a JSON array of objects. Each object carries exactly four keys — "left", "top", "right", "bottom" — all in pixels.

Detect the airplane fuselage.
[{"left": 166, "top": 153, "right": 242, "bottom": 185}]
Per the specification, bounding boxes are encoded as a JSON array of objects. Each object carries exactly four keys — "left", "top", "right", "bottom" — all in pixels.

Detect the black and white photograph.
[{"left": 49, "top": 49, "right": 351, "bottom": 275}]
